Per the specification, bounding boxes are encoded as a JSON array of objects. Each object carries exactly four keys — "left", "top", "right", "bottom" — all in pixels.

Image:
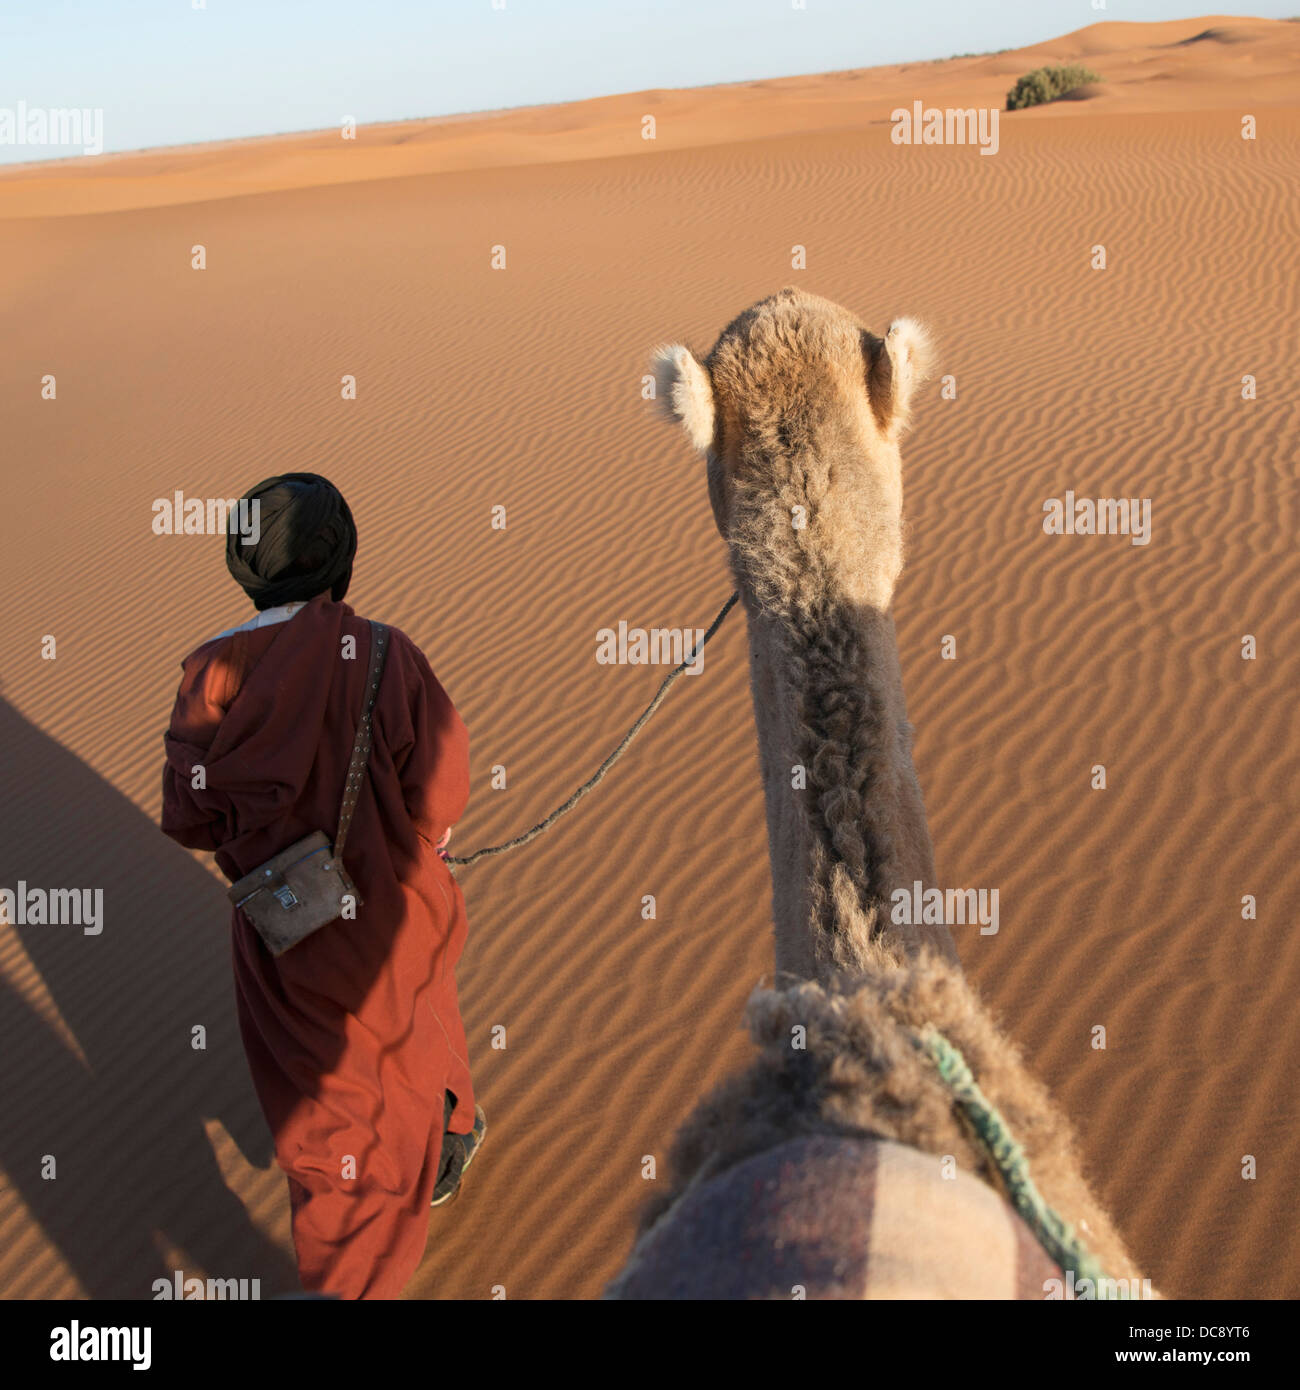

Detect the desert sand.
[{"left": 0, "top": 15, "right": 1296, "bottom": 1299}]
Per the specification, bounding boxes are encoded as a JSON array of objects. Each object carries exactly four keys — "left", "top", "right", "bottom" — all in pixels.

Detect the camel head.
[{"left": 651, "top": 287, "right": 934, "bottom": 613}]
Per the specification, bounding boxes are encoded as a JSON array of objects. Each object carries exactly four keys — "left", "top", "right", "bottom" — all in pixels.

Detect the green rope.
[{"left": 918, "top": 1025, "right": 1128, "bottom": 1298}]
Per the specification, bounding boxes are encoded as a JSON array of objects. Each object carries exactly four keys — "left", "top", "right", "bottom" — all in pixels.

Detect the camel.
[{"left": 607, "top": 287, "right": 1152, "bottom": 1299}]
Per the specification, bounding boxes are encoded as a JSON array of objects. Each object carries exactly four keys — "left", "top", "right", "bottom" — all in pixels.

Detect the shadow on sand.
[{"left": 0, "top": 697, "right": 299, "bottom": 1298}]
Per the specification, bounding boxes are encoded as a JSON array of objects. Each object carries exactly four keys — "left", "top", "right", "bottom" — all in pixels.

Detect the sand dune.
[
  {"left": 1, "top": 16, "right": 1297, "bottom": 1299},
  {"left": 2, "top": 14, "right": 1297, "bottom": 217}
]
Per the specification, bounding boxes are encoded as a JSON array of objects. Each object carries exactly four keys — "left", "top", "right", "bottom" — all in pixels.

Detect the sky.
[{"left": 0, "top": 0, "right": 1294, "bottom": 164}]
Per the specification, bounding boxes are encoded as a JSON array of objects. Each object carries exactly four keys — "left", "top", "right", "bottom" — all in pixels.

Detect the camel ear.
[
  {"left": 651, "top": 344, "right": 715, "bottom": 453},
  {"left": 864, "top": 317, "right": 935, "bottom": 436}
]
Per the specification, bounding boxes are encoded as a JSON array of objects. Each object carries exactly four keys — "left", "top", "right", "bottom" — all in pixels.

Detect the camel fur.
[{"left": 612, "top": 288, "right": 1151, "bottom": 1296}]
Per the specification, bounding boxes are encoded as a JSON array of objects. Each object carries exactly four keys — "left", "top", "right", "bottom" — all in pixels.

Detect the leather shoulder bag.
[{"left": 227, "top": 620, "right": 389, "bottom": 956}]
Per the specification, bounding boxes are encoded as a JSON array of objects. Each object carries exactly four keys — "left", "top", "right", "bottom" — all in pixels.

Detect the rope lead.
[
  {"left": 919, "top": 1025, "right": 1125, "bottom": 1297},
  {"left": 445, "top": 591, "right": 740, "bottom": 869}
]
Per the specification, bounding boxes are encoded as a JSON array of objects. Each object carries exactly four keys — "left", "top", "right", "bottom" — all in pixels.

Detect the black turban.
[{"left": 226, "top": 473, "right": 357, "bottom": 611}]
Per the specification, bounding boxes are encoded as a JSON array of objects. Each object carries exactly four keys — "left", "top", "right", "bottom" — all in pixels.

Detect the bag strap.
[{"left": 334, "top": 620, "right": 389, "bottom": 858}]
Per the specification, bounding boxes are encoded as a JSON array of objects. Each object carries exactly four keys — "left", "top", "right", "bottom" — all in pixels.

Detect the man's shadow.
[{"left": 0, "top": 698, "right": 300, "bottom": 1297}]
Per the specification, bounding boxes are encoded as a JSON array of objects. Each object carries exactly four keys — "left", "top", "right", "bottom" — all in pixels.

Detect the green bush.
[{"left": 1006, "top": 64, "right": 1102, "bottom": 110}]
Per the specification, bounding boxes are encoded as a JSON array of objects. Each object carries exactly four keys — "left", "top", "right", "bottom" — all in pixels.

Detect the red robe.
[{"left": 161, "top": 592, "right": 475, "bottom": 1299}]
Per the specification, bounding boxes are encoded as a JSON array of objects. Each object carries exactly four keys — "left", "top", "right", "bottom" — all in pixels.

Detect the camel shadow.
[{"left": 0, "top": 698, "right": 300, "bottom": 1298}]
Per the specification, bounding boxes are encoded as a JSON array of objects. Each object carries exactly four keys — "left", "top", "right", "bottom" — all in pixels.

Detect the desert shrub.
[{"left": 1006, "top": 64, "right": 1102, "bottom": 110}]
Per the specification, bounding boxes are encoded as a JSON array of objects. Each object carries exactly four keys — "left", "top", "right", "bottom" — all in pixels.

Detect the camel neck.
[{"left": 742, "top": 594, "right": 952, "bottom": 980}]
